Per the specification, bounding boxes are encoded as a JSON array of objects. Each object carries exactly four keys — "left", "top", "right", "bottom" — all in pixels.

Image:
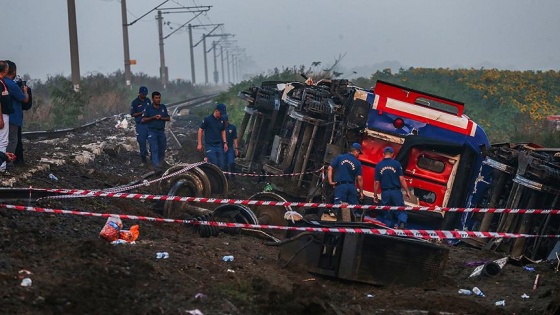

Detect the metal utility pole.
[
  {"left": 122, "top": 0, "right": 173, "bottom": 87},
  {"left": 121, "top": 0, "right": 131, "bottom": 87},
  {"left": 154, "top": 6, "right": 210, "bottom": 85},
  {"left": 156, "top": 10, "right": 167, "bottom": 87},
  {"left": 203, "top": 34, "right": 233, "bottom": 85},
  {"left": 188, "top": 24, "right": 195, "bottom": 84},
  {"left": 212, "top": 41, "right": 218, "bottom": 85},
  {"left": 226, "top": 50, "right": 230, "bottom": 84},
  {"left": 190, "top": 24, "right": 223, "bottom": 85},
  {"left": 67, "top": 0, "right": 80, "bottom": 91},
  {"left": 220, "top": 45, "right": 225, "bottom": 85},
  {"left": 202, "top": 34, "right": 208, "bottom": 84}
]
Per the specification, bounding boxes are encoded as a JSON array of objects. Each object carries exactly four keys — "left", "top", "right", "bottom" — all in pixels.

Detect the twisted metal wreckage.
[{"left": 162, "top": 78, "right": 560, "bottom": 285}]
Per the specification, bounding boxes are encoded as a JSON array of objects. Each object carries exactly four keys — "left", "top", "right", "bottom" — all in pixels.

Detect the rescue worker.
[
  {"left": 327, "top": 143, "right": 364, "bottom": 206},
  {"left": 197, "top": 104, "right": 228, "bottom": 170},
  {"left": 222, "top": 114, "right": 238, "bottom": 177},
  {"left": 373, "top": 146, "right": 411, "bottom": 228},
  {"left": 130, "top": 86, "right": 151, "bottom": 164},
  {"left": 142, "top": 91, "right": 170, "bottom": 172}
]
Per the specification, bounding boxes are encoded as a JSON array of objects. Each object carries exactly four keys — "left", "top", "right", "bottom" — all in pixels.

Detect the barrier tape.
[
  {"left": 29, "top": 188, "right": 560, "bottom": 214},
  {"left": 1, "top": 203, "right": 559, "bottom": 240},
  {"left": 223, "top": 166, "right": 324, "bottom": 177},
  {"left": 39, "top": 161, "right": 207, "bottom": 201}
]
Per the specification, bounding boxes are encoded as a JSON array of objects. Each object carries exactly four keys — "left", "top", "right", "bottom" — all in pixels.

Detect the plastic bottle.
[
  {"left": 48, "top": 173, "right": 58, "bottom": 181},
  {"left": 156, "top": 252, "right": 169, "bottom": 259},
  {"left": 458, "top": 289, "right": 472, "bottom": 295},
  {"left": 222, "top": 255, "right": 234, "bottom": 262},
  {"left": 472, "top": 287, "right": 485, "bottom": 297}
]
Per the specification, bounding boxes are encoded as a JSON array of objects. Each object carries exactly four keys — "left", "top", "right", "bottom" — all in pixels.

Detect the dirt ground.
[{"left": 1, "top": 114, "right": 560, "bottom": 315}]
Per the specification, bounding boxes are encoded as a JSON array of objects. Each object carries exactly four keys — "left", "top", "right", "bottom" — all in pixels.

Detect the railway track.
[
  {"left": 0, "top": 93, "right": 219, "bottom": 198},
  {"left": 22, "top": 93, "right": 218, "bottom": 140}
]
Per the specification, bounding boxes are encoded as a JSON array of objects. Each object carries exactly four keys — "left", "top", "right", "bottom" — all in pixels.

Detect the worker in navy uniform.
[
  {"left": 222, "top": 114, "right": 238, "bottom": 177},
  {"left": 328, "top": 143, "right": 364, "bottom": 206},
  {"left": 373, "top": 146, "right": 411, "bottom": 228},
  {"left": 130, "top": 86, "right": 151, "bottom": 164},
  {"left": 142, "top": 91, "right": 170, "bottom": 172},
  {"left": 197, "top": 104, "right": 227, "bottom": 170}
]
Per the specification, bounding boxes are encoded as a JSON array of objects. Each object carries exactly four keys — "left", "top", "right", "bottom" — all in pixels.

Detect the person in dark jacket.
[
  {"left": 328, "top": 143, "right": 364, "bottom": 205},
  {"left": 130, "top": 86, "right": 151, "bottom": 164},
  {"left": 222, "top": 115, "right": 238, "bottom": 176},
  {"left": 373, "top": 146, "right": 411, "bottom": 228},
  {"left": 142, "top": 91, "right": 170, "bottom": 172},
  {"left": 5, "top": 61, "right": 30, "bottom": 166},
  {"left": 197, "top": 104, "right": 227, "bottom": 170}
]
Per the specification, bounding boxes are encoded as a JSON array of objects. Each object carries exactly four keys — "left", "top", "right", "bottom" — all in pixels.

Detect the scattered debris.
[
  {"left": 20, "top": 278, "right": 32, "bottom": 287},
  {"left": 115, "top": 118, "right": 128, "bottom": 129},
  {"left": 48, "top": 173, "right": 58, "bottom": 181},
  {"left": 194, "top": 293, "right": 207, "bottom": 302},
  {"left": 366, "top": 294, "right": 375, "bottom": 298},
  {"left": 495, "top": 300, "right": 506, "bottom": 306},
  {"left": 156, "top": 252, "right": 169, "bottom": 259},
  {"left": 186, "top": 309, "right": 204, "bottom": 315},
  {"left": 469, "top": 257, "right": 508, "bottom": 278},
  {"left": 226, "top": 269, "right": 235, "bottom": 273},
  {"left": 119, "top": 225, "right": 140, "bottom": 242},
  {"left": 458, "top": 289, "right": 472, "bottom": 295},
  {"left": 532, "top": 274, "right": 540, "bottom": 290},
  {"left": 222, "top": 255, "right": 234, "bottom": 262},
  {"left": 99, "top": 217, "right": 123, "bottom": 242},
  {"left": 111, "top": 239, "right": 135, "bottom": 245},
  {"left": 521, "top": 294, "right": 530, "bottom": 299},
  {"left": 283, "top": 210, "right": 302, "bottom": 223},
  {"left": 523, "top": 266, "right": 536, "bottom": 272}
]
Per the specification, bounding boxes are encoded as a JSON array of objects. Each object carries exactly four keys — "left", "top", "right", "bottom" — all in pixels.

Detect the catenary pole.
[
  {"left": 67, "top": 0, "right": 80, "bottom": 91},
  {"left": 121, "top": 0, "right": 132, "bottom": 88}
]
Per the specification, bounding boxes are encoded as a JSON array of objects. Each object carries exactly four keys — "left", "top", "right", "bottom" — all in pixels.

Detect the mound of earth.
[{"left": 1, "top": 115, "right": 559, "bottom": 314}]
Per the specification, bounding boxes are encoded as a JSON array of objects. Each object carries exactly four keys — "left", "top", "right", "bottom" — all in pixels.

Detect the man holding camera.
[{"left": 4, "top": 61, "right": 30, "bottom": 168}]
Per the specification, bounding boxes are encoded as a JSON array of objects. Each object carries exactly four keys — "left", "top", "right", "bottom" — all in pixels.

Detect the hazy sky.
[{"left": 2, "top": 0, "right": 559, "bottom": 83}]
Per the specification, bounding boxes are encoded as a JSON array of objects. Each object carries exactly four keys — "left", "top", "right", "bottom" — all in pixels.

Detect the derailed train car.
[{"left": 235, "top": 78, "right": 560, "bottom": 259}]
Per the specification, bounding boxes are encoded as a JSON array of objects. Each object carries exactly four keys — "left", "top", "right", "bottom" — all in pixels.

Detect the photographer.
[{"left": 5, "top": 61, "right": 31, "bottom": 167}]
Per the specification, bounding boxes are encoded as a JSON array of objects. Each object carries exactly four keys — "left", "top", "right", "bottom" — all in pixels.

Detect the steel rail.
[{"left": 21, "top": 93, "right": 219, "bottom": 140}]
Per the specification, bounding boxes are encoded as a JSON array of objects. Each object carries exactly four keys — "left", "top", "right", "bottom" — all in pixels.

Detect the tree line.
[{"left": 24, "top": 67, "right": 560, "bottom": 147}]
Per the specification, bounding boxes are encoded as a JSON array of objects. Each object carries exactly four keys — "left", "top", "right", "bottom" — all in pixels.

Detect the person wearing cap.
[
  {"left": 374, "top": 146, "right": 411, "bottom": 228},
  {"left": 142, "top": 91, "right": 170, "bottom": 172},
  {"left": 328, "top": 143, "right": 364, "bottom": 207},
  {"left": 197, "top": 104, "right": 228, "bottom": 170},
  {"left": 130, "top": 86, "right": 151, "bottom": 164},
  {"left": 222, "top": 114, "right": 238, "bottom": 177}
]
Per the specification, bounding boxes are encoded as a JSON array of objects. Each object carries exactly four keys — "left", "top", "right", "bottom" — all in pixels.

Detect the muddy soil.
[{"left": 1, "top": 115, "right": 560, "bottom": 314}]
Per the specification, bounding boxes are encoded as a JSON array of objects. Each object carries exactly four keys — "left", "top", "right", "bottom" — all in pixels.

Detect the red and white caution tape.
[
  {"left": 29, "top": 188, "right": 560, "bottom": 215},
  {"left": 2, "top": 203, "right": 560, "bottom": 239},
  {"left": 40, "top": 161, "right": 207, "bottom": 200}
]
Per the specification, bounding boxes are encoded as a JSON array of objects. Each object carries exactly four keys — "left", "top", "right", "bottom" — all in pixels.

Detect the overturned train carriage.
[{"left": 236, "top": 79, "right": 560, "bottom": 260}]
